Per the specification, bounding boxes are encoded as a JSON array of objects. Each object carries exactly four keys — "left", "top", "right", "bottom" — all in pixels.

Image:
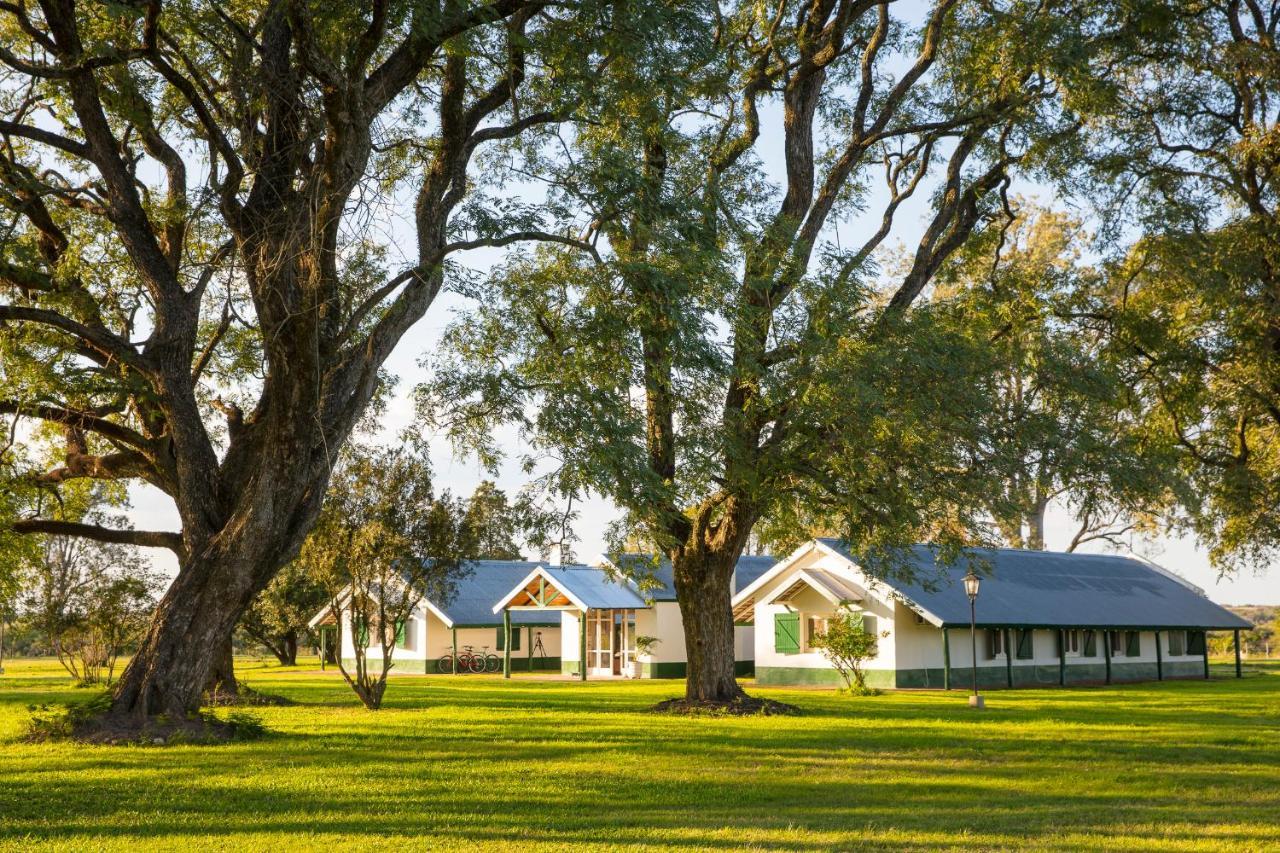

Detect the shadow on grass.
[{"left": 1, "top": 659, "right": 1278, "bottom": 849}]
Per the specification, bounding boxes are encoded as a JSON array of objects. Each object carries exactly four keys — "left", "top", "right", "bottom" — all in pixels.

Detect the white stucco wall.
[
  {"left": 333, "top": 603, "right": 559, "bottom": 668},
  {"left": 751, "top": 546, "right": 896, "bottom": 672}
]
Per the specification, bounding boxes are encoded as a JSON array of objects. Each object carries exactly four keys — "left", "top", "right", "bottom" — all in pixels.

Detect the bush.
[{"left": 811, "top": 612, "right": 889, "bottom": 693}]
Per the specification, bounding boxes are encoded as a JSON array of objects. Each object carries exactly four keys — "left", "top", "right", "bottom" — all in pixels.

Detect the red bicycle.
[{"left": 437, "top": 645, "right": 498, "bottom": 674}]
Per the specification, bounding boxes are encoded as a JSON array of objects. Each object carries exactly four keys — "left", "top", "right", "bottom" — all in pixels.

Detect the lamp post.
[{"left": 964, "top": 569, "right": 984, "bottom": 709}]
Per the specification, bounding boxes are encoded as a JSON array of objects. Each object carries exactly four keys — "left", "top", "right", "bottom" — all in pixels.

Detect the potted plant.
[{"left": 632, "top": 636, "right": 659, "bottom": 678}]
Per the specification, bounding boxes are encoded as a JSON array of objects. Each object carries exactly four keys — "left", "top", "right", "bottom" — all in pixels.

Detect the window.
[
  {"left": 987, "top": 629, "right": 1006, "bottom": 659},
  {"left": 496, "top": 625, "right": 521, "bottom": 652},
  {"left": 804, "top": 616, "right": 829, "bottom": 652},
  {"left": 1015, "top": 629, "right": 1035, "bottom": 660},
  {"left": 1062, "top": 629, "right": 1081, "bottom": 656},
  {"left": 1167, "top": 630, "right": 1185, "bottom": 657},
  {"left": 774, "top": 612, "right": 800, "bottom": 655},
  {"left": 396, "top": 618, "right": 410, "bottom": 650},
  {"left": 1109, "top": 630, "right": 1124, "bottom": 656},
  {"left": 1125, "top": 631, "right": 1141, "bottom": 657},
  {"left": 1187, "top": 631, "right": 1207, "bottom": 656},
  {"left": 1082, "top": 630, "right": 1097, "bottom": 658}
]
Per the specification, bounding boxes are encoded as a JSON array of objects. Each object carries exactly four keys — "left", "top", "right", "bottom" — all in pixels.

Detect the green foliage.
[
  {"left": 1076, "top": 1, "right": 1280, "bottom": 573},
  {"left": 811, "top": 612, "right": 888, "bottom": 693}
]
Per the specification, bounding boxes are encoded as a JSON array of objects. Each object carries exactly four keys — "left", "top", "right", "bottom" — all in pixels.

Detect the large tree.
[
  {"left": 423, "top": 0, "right": 1108, "bottom": 702},
  {"left": 0, "top": 0, "right": 609, "bottom": 720},
  {"left": 1078, "top": 0, "right": 1280, "bottom": 572},
  {"left": 937, "top": 205, "right": 1175, "bottom": 552}
]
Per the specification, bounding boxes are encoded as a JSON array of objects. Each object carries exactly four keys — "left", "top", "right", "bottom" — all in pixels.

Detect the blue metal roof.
[
  {"left": 606, "top": 553, "right": 777, "bottom": 601},
  {"left": 436, "top": 560, "right": 563, "bottom": 627},
  {"left": 816, "top": 539, "right": 1251, "bottom": 630},
  {"left": 536, "top": 564, "right": 649, "bottom": 610}
]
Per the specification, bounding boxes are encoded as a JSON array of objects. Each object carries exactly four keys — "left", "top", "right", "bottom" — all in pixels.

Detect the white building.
[
  {"left": 490, "top": 553, "right": 776, "bottom": 678},
  {"left": 731, "top": 539, "right": 1252, "bottom": 688},
  {"left": 309, "top": 560, "right": 562, "bottom": 673}
]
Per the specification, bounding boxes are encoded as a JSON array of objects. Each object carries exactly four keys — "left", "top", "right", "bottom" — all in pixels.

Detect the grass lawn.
[{"left": 0, "top": 658, "right": 1277, "bottom": 851}]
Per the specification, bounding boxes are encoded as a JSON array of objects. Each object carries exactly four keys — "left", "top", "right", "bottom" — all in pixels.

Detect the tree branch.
[{"left": 12, "top": 518, "right": 185, "bottom": 557}]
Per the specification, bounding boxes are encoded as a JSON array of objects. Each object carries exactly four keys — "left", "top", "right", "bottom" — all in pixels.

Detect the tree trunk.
[
  {"left": 281, "top": 629, "right": 298, "bottom": 666},
  {"left": 321, "top": 630, "right": 337, "bottom": 664},
  {"left": 672, "top": 550, "right": 744, "bottom": 703},
  {"left": 1027, "top": 500, "right": 1047, "bottom": 551},
  {"left": 204, "top": 636, "right": 238, "bottom": 698}
]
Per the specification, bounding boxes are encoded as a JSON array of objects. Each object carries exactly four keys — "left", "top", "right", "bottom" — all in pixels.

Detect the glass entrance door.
[
  {"left": 612, "top": 610, "right": 636, "bottom": 676},
  {"left": 586, "top": 610, "right": 612, "bottom": 672}
]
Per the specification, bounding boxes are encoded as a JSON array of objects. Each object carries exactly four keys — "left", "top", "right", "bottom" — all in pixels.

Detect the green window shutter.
[
  {"left": 1187, "top": 631, "right": 1206, "bottom": 655},
  {"left": 1083, "top": 630, "right": 1097, "bottom": 658},
  {"left": 1168, "top": 630, "right": 1185, "bottom": 656},
  {"left": 1125, "top": 631, "right": 1140, "bottom": 657},
  {"left": 496, "top": 627, "right": 521, "bottom": 652},
  {"left": 1016, "top": 630, "right": 1034, "bottom": 660},
  {"left": 774, "top": 613, "right": 800, "bottom": 655},
  {"left": 356, "top": 617, "right": 368, "bottom": 647},
  {"left": 395, "top": 620, "right": 406, "bottom": 647}
]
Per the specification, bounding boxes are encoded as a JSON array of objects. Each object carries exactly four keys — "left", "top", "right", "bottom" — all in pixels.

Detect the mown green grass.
[{"left": 0, "top": 657, "right": 1277, "bottom": 851}]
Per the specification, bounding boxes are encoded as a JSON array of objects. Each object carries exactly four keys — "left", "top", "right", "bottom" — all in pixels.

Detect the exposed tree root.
[
  {"left": 204, "top": 683, "right": 294, "bottom": 707},
  {"left": 650, "top": 695, "right": 801, "bottom": 716}
]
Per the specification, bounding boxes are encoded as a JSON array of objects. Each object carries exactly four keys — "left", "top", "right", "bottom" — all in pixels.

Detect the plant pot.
[{"left": 631, "top": 660, "right": 644, "bottom": 679}]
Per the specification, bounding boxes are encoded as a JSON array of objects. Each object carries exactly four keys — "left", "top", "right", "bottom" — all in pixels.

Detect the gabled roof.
[
  {"left": 494, "top": 563, "right": 649, "bottom": 612},
  {"left": 806, "top": 539, "right": 1251, "bottom": 630},
  {"left": 600, "top": 553, "right": 777, "bottom": 602},
  {"left": 440, "top": 560, "right": 565, "bottom": 627}
]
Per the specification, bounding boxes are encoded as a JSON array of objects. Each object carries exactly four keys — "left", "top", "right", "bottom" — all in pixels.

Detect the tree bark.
[
  {"left": 280, "top": 630, "right": 298, "bottom": 666},
  {"left": 672, "top": 550, "right": 745, "bottom": 703},
  {"left": 204, "top": 636, "right": 238, "bottom": 698}
]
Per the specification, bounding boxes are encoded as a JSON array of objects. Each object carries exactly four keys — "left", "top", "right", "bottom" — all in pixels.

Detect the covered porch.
[{"left": 493, "top": 565, "right": 650, "bottom": 680}]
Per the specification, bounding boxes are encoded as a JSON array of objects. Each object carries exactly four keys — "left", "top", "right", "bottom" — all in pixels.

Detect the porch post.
[
  {"left": 1103, "top": 629, "right": 1112, "bottom": 685},
  {"left": 451, "top": 625, "right": 458, "bottom": 676},
  {"left": 1155, "top": 630, "right": 1163, "bottom": 681},
  {"left": 1234, "top": 629, "right": 1242, "bottom": 678},
  {"left": 1058, "top": 629, "right": 1066, "bottom": 687},
  {"left": 579, "top": 608, "right": 588, "bottom": 681},
  {"left": 503, "top": 609, "right": 512, "bottom": 679},
  {"left": 1003, "top": 628, "right": 1013, "bottom": 688},
  {"left": 1203, "top": 633, "right": 1210, "bottom": 679},
  {"left": 942, "top": 627, "right": 951, "bottom": 691}
]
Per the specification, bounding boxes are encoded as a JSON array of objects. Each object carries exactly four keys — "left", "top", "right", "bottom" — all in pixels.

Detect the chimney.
[{"left": 548, "top": 542, "right": 563, "bottom": 567}]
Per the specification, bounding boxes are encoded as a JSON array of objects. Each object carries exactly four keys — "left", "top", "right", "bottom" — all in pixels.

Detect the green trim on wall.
[
  {"left": 756, "top": 659, "right": 1209, "bottom": 689},
  {"left": 412, "top": 656, "right": 559, "bottom": 674}
]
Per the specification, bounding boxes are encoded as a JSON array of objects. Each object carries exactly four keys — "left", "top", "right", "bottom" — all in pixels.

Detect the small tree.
[
  {"left": 304, "top": 444, "right": 477, "bottom": 709},
  {"left": 23, "top": 532, "right": 162, "bottom": 685},
  {"left": 811, "top": 613, "right": 886, "bottom": 695},
  {"left": 239, "top": 561, "right": 328, "bottom": 666}
]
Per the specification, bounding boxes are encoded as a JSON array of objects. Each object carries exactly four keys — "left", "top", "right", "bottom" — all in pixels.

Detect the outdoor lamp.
[{"left": 964, "top": 568, "right": 985, "bottom": 709}]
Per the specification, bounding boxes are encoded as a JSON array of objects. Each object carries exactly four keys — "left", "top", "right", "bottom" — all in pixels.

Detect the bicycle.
[{"left": 478, "top": 645, "right": 501, "bottom": 673}]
